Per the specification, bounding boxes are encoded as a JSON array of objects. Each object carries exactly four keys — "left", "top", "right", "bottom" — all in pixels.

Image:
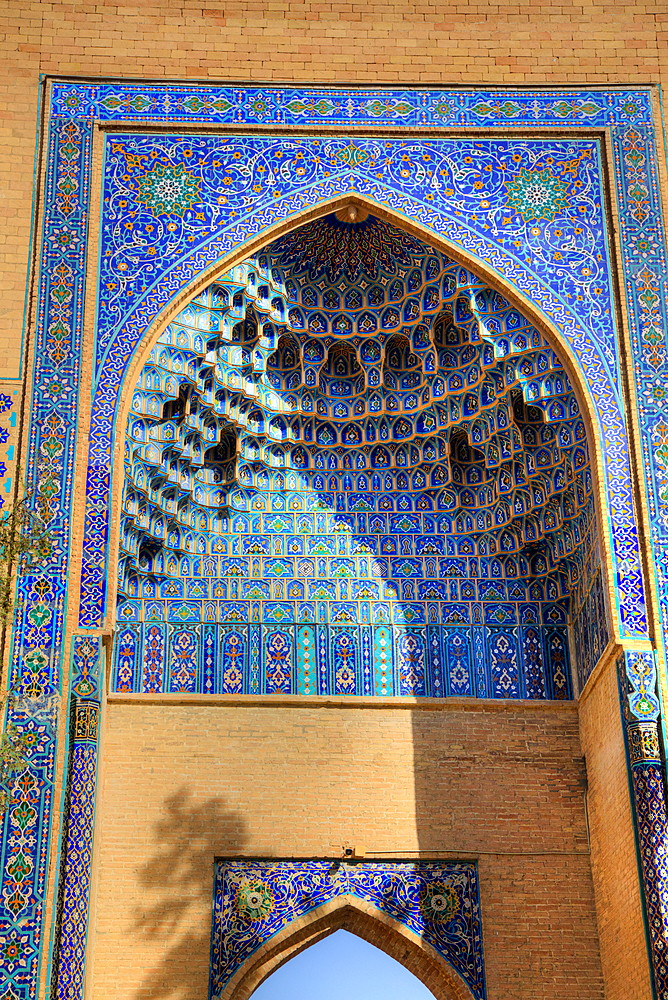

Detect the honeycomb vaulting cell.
[{"left": 113, "top": 212, "right": 609, "bottom": 698}]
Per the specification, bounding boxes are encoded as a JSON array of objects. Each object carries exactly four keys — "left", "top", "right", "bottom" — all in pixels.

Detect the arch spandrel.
[
  {"left": 81, "top": 150, "right": 647, "bottom": 661},
  {"left": 209, "top": 862, "right": 482, "bottom": 1000},
  {"left": 222, "top": 905, "right": 475, "bottom": 1000}
]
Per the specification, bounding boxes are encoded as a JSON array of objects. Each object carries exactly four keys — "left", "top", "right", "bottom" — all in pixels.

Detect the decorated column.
[{"left": 51, "top": 635, "right": 103, "bottom": 1000}]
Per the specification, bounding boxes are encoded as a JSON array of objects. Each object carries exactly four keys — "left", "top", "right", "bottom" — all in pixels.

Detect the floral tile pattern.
[{"left": 210, "top": 861, "right": 485, "bottom": 1000}]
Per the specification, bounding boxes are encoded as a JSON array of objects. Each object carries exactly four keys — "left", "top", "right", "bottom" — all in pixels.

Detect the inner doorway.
[{"left": 252, "top": 929, "right": 436, "bottom": 1000}]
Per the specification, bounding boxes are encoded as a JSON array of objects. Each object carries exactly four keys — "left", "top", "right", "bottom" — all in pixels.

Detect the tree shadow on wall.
[{"left": 133, "top": 788, "right": 248, "bottom": 1000}]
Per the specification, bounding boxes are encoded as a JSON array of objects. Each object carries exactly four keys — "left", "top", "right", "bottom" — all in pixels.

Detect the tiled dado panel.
[
  {"left": 4, "top": 84, "right": 667, "bottom": 1000},
  {"left": 112, "top": 621, "right": 571, "bottom": 700}
]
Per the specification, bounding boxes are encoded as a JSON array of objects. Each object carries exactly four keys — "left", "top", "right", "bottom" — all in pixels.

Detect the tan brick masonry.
[{"left": 90, "top": 699, "right": 607, "bottom": 999}]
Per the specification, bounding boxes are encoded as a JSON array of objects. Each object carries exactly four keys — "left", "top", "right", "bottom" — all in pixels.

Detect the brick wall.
[
  {"left": 90, "top": 700, "right": 604, "bottom": 999},
  {"left": 579, "top": 659, "right": 652, "bottom": 1000}
]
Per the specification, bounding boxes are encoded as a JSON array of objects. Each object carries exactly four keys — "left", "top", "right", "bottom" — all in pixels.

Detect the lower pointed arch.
[{"left": 217, "top": 897, "right": 477, "bottom": 1000}]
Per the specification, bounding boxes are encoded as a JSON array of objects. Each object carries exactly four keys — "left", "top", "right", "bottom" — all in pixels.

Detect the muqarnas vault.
[{"left": 112, "top": 209, "right": 607, "bottom": 700}]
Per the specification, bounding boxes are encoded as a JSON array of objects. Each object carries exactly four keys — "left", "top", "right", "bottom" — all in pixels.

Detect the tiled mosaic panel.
[
  {"left": 0, "top": 108, "right": 93, "bottom": 1000},
  {"left": 573, "top": 567, "right": 610, "bottom": 692},
  {"left": 54, "top": 84, "right": 645, "bottom": 129},
  {"left": 112, "top": 620, "right": 571, "bottom": 699},
  {"left": 210, "top": 861, "right": 486, "bottom": 1000},
  {"left": 52, "top": 700, "right": 100, "bottom": 1000},
  {"left": 97, "top": 139, "right": 615, "bottom": 378},
  {"left": 7, "top": 84, "right": 665, "bottom": 1000},
  {"left": 617, "top": 655, "right": 668, "bottom": 998},
  {"left": 0, "top": 387, "right": 17, "bottom": 508}
]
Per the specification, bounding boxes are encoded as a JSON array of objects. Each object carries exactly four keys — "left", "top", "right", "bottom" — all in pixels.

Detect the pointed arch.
[
  {"left": 77, "top": 182, "right": 643, "bottom": 653},
  {"left": 218, "top": 897, "right": 476, "bottom": 1000}
]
